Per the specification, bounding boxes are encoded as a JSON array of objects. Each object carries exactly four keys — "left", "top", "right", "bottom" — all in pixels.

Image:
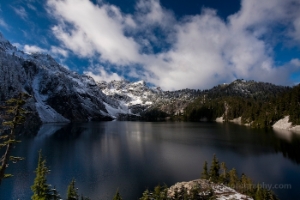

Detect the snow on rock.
[
  {"left": 273, "top": 116, "right": 292, "bottom": 129},
  {"left": 216, "top": 116, "right": 224, "bottom": 123},
  {"left": 273, "top": 116, "right": 300, "bottom": 133},
  {"left": 32, "top": 75, "right": 70, "bottom": 123},
  {"left": 229, "top": 117, "right": 242, "bottom": 125},
  {"left": 168, "top": 179, "right": 253, "bottom": 200},
  {"left": 103, "top": 102, "right": 131, "bottom": 118}
]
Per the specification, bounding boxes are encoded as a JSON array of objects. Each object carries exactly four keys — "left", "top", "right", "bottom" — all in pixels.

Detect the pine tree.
[
  {"left": 154, "top": 184, "right": 161, "bottom": 198},
  {"left": 0, "top": 93, "right": 28, "bottom": 184},
  {"left": 80, "top": 196, "right": 91, "bottom": 200},
  {"left": 239, "top": 173, "right": 252, "bottom": 194},
  {"left": 67, "top": 178, "right": 79, "bottom": 200},
  {"left": 228, "top": 168, "right": 238, "bottom": 189},
  {"left": 50, "top": 187, "right": 62, "bottom": 200},
  {"left": 219, "top": 162, "right": 228, "bottom": 183},
  {"left": 209, "top": 154, "right": 220, "bottom": 183},
  {"left": 201, "top": 161, "right": 209, "bottom": 179},
  {"left": 31, "top": 150, "right": 52, "bottom": 200},
  {"left": 190, "top": 186, "right": 199, "bottom": 199},
  {"left": 139, "top": 189, "right": 151, "bottom": 200},
  {"left": 112, "top": 189, "right": 122, "bottom": 200}
]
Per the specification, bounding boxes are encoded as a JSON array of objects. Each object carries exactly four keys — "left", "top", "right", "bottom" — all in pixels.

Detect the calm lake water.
[{"left": 1, "top": 121, "right": 300, "bottom": 200}]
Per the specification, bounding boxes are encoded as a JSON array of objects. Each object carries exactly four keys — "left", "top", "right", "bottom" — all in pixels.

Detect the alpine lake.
[{"left": 1, "top": 121, "right": 300, "bottom": 200}]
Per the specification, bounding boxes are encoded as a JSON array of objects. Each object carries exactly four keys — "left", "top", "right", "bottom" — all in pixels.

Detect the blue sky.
[{"left": 0, "top": 0, "right": 299, "bottom": 90}]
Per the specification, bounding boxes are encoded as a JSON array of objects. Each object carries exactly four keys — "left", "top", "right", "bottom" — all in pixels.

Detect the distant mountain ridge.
[
  {"left": 205, "top": 79, "right": 289, "bottom": 100},
  {"left": 98, "top": 79, "right": 201, "bottom": 116}
]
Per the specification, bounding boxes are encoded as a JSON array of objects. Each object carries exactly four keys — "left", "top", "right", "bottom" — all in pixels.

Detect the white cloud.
[
  {"left": 47, "top": 0, "right": 141, "bottom": 65},
  {"left": 12, "top": 6, "right": 28, "bottom": 20},
  {"left": 290, "top": 15, "right": 300, "bottom": 42},
  {"left": 17, "top": 43, "right": 69, "bottom": 58},
  {"left": 135, "top": 0, "right": 174, "bottom": 27},
  {"left": 84, "top": 65, "right": 123, "bottom": 82},
  {"left": 12, "top": 43, "right": 22, "bottom": 49},
  {"left": 24, "top": 44, "right": 47, "bottom": 54},
  {"left": 289, "top": 59, "right": 300, "bottom": 68},
  {"left": 47, "top": 0, "right": 300, "bottom": 90},
  {"left": 50, "top": 46, "right": 68, "bottom": 57}
]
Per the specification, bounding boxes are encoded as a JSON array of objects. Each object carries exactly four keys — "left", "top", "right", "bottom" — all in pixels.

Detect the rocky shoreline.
[{"left": 167, "top": 179, "right": 253, "bottom": 200}]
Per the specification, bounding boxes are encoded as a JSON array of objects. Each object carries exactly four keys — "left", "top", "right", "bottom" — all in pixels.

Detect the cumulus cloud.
[
  {"left": 47, "top": 0, "right": 300, "bottom": 90},
  {"left": 84, "top": 65, "right": 123, "bottom": 82},
  {"left": 47, "top": 0, "right": 141, "bottom": 65},
  {"left": 16, "top": 43, "right": 69, "bottom": 58},
  {"left": 24, "top": 44, "right": 47, "bottom": 54},
  {"left": 135, "top": 0, "right": 174, "bottom": 27}
]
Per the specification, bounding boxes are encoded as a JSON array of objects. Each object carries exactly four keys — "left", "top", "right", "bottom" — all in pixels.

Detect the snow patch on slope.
[
  {"left": 168, "top": 179, "right": 253, "bottom": 200},
  {"left": 33, "top": 75, "right": 70, "bottom": 123},
  {"left": 103, "top": 102, "right": 131, "bottom": 118}
]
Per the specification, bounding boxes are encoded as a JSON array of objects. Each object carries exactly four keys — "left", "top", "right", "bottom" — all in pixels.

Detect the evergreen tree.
[
  {"left": 219, "top": 162, "right": 228, "bottom": 183},
  {"left": 201, "top": 161, "right": 209, "bottom": 180},
  {"left": 31, "top": 150, "right": 52, "bottom": 200},
  {"left": 0, "top": 93, "right": 28, "bottom": 184},
  {"left": 209, "top": 154, "right": 220, "bottom": 183},
  {"left": 254, "top": 184, "right": 267, "bottom": 200},
  {"left": 67, "top": 178, "right": 79, "bottom": 200},
  {"left": 112, "top": 189, "right": 122, "bottom": 200},
  {"left": 50, "top": 187, "right": 62, "bottom": 200},
  {"left": 228, "top": 168, "right": 238, "bottom": 189},
  {"left": 190, "top": 186, "right": 199, "bottom": 199},
  {"left": 239, "top": 173, "right": 252, "bottom": 194},
  {"left": 139, "top": 189, "right": 151, "bottom": 200},
  {"left": 80, "top": 195, "right": 91, "bottom": 200}
]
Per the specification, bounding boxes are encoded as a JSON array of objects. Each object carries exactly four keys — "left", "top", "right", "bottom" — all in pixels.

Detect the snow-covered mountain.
[
  {"left": 97, "top": 79, "right": 288, "bottom": 119},
  {"left": 0, "top": 33, "right": 290, "bottom": 124},
  {"left": 0, "top": 33, "right": 118, "bottom": 123},
  {"left": 98, "top": 79, "right": 201, "bottom": 116}
]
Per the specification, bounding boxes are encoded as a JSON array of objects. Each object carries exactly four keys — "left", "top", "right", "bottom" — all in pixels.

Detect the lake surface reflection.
[{"left": 1, "top": 122, "right": 300, "bottom": 200}]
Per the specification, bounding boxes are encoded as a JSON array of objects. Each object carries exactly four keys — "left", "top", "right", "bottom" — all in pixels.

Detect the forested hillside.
[{"left": 184, "top": 83, "right": 300, "bottom": 128}]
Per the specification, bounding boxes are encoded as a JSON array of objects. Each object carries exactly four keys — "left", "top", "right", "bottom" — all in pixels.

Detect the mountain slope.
[
  {"left": 0, "top": 33, "right": 116, "bottom": 123},
  {"left": 98, "top": 79, "right": 202, "bottom": 117},
  {"left": 0, "top": 33, "right": 294, "bottom": 124},
  {"left": 204, "top": 79, "right": 289, "bottom": 100},
  {"left": 184, "top": 80, "right": 298, "bottom": 128}
]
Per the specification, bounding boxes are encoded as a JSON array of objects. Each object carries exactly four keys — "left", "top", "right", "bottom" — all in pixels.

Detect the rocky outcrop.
[
  {"left": 168, "top": 179, "right": 253, "bottom": 200},
  {"left": 273, "top": 116, "right": 300, "bottom": 133}
]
